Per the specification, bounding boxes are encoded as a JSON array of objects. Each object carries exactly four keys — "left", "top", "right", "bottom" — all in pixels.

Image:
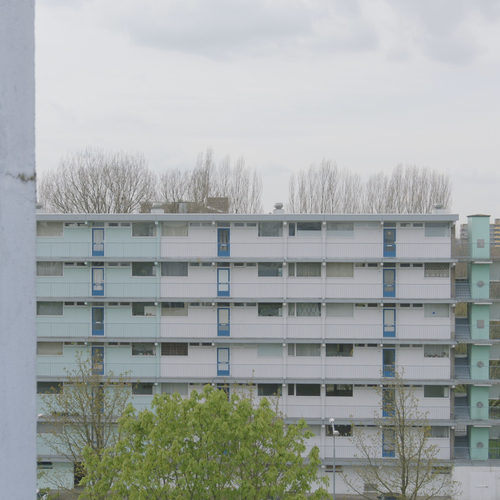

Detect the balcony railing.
[
  {"left": 36, "top": 321, "right": 454, "bottom": 340},
  {"left": 36, "top": 239, "right": 500, "bottom": 261},
  {"left": 36, "top": 281, "right": 471, "bottom": 300},
  {"left": 37, "top": 361, "right": 466, "bottom": 381}
]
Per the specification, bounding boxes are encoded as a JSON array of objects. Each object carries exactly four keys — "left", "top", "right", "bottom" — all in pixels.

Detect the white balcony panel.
[
  {"left": 37, "top": 242, "right": 90, "bottom": 259},
  {"left": 287, "top": 323, "right": 323, "bottom": 339},
  {"left": 161, "top": 241, "right": 214, "bottom": 259},
  {"left": 286, "top": 283, "right": 323, "bottom": 300},
  {"left": 106, "top": 283, "right": 157, "bottom": 298},
  {"left": 106, "top": 242, "right": 157, "bottom": 259},
  {"left": 160, "top": 362, "right": 214, "bottom": 379},
  {"left": 324, "top": 364, "right": 381, "bottom": 379},
  {"left": 160, "top": 323, "right": 214, "bottom": 338},
  {"left": 37, "top": 282, "right": 90, "bottom": 297},
  {"left": 231, "top": 242, "right": 284, "bottom": 259},
  {"left": 325, "top": 243, "right": 382, "bottom": 259},
  {"left": 161, "top": 282, "right": 213, "bottom": 299},
  {"left": 37, "top": 322, "right": 89, "bottom": 338},
  {"left": 287, "top": 241, "right": 323, "bottom": 259}
]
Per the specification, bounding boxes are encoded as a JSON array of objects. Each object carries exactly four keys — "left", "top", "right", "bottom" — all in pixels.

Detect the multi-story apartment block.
[{"left": 36, "top": 207, "right": 500, "bottom": 498}]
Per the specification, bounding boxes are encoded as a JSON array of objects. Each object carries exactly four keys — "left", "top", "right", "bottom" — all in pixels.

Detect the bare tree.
[
  {"left": 159, "top": 148, "right": 263, "bottom": 214},
  {"left": 38, "top": 351, "right": 131, "bottom": 497},
  {"left": 288, "top": 160, "right": 363, "bottom": 213},
  {"left": 288, "top": 162, "right": 451, "bottom": 214},
  {"left": 343, "top": 371, "right": 461, "bottom": 500},
  {"left": 38, "top": 147, "right": 157, "bottom": 213}
]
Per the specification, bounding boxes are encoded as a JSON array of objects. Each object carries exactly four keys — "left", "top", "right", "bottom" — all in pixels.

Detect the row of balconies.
[
  {"left": 37, "top": 241, "right": 461, "bottom": 260},
  {"left": 36, "top": 321, "right": 457, "bottom": 340},
  {"left": 36, "top": 281, "right": 481, "bottom": 300},
  {"left": 34, "top": 398, "right": 499, "bottom": 422},
  {"left": 35, "top": 361, "right": 492, "bottom": 382}
]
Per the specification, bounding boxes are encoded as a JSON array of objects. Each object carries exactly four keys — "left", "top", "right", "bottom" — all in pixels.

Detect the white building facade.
[{"left": 36, "top": 209, "right": 500, "bottom": 498}]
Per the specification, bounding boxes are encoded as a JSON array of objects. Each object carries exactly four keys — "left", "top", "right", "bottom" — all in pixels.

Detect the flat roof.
[{"left": 36, "top": 212, "right": 459, "bottom": 222}]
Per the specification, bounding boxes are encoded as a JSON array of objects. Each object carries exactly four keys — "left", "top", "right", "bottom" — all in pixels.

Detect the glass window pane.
[
  {"left": 132, "top": 222, "right": 156, "bottom": 237},
  {"left": 161, "top": 262, "right": 188, "bottom": 276},
  {"left": 37, "top": 262, "right": 63, "bottom": 276},
  {"left": 258, "top": 222, "right": 283, "bottom": 237},
  {"left": 37, "top": 302, "right": 63, "bottom": 316},
  {"left": 162, "top": 222, "right": 188, "bottom": 237}
]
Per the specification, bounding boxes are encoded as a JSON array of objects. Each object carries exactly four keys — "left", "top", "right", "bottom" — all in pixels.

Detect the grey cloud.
[
  {"left": 102, "top": 0, "right": 379, "bottom": 59},
  {"left": 386, "top": 0, "right": 494, "bottom": 66}
]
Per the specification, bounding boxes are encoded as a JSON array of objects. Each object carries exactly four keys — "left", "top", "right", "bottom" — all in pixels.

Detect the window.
[
  {"left": 326, "top": 303, "right": 353, "bottom": 317},
  {"left": 295, "top": 384, "right": 321, "bottom": 396},
  {"left": 161, "top": 343, "right": 188, "bottom": 356},
  {"left": 37, "top": 221, "right": 63, "bottom": 237},
  {"left": 295, "top": 262, "right": 321, "bottom": 277},
  {"left": 132, "top": 262, "right": 156, "bottom": 277},
  {"left": 326, "top": 263, "right": 354, "bottom": 277},
  {"left": 430, "top": 427, "right": 450, "bottom": 438},
  {"left": 425, "top": 222, "right": 449, "bottom": 237},
  {"left": 424, "top": 304, "right": 449, "bottom": 318},
  {"left": 132, "top": 343, "right": 156, "bottom": 356},
  {"left": 296, "top": 222, "right": 321, "bottom": 236},
  {"left": 37, "top": 382, "right": 62, "bottom": 394},
  {"left": 258, "top": 303, "right": 282, "bottom": 317},
  {"left": 161, "top": 302, "right": 188, "bottom": 316},
  {"left": 258, "top": 263, "right": 283, "bottom": 277},
  {"left": 424, "top": 345, "right": 449, "bottom": 358},
  {"left": 257, "top": 344, "right": 282, "bottom": 357},
  {"left": 132, "top": 383, "right": 154, "bottom": 395},
  {"left": 258, "top": 222, "right": 283, "bottom": 237},
  {"left": 288, "top": 223, "right": 296, "bottom": 236},
  {"left": 327, "top": 424, "right": 352, "bottom": 436},
  {"left": 162, "top": 222, "right": 188, "bottom": 237},
  {"left": 132, "top": 222, "right": 156, "bottom": 237},
  {"left": 327, "top": 222, "right": 353, "bottom": 237},
  {"left": 37, "top": 302, "right": 63, "bottom": 316},
  {"left": 37, "top": 262, "right": 63, "bottom": 277},
  {"left": 424, "top": 386, "right": 448, "bottom": 398},
  {"left": 161, "top": 383, "right": 188, "bottom": 395},
  {"left": 424, "top": 263, "right": 449, "bottom": 277},
  {"left": 288, "top": 303, "right": 321, "bottom": 317},
  {"left": 132, "top": 303, "right": 156, "bottom": 316},
  {"left": 161, "top": 262, "right": 188, "bottom": 276},
  {"left": 326, "top": 344, "right": 353, "bottom": 357},
  {"left": 37, "top": 342, "right": 63, "bottom": 356},
  {"left": 326, "top": 384, "right": 353, "bottom": 397},
  {"left": 258, "top": 384, "right": 282, "bottom": 396},
  {"left": 288, "top": 343, "right": 321, "bottom": 356}
]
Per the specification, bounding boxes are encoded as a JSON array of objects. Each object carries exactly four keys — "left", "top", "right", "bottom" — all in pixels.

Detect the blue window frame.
[
  {"left": 383, "top": 228, "right": 396, "bottom": 257},
  {"left": 92, "top": 268, "right": 104, "bottom": 297},
  {"left": 217, "top": 348, "right": 230, "bottom": 376},
  {"left": 92, "top": 307, "right": 104, "bottom": 336},
  {"left": 218, "top": 228, "right": 230, "bottom": 257},
  {"left": 92, "top": 228, "right": 104, "bottom": 257},
  {"left": 217, "top": 308, "right": 230, "bottom": 337},
  {"left": 383, "top": 269, "right": 396, "bottom": 298},
  {"left": 217, "top": 268, "right": 230, "bottom": 297},
  {"left": 383, "top": 309, "right": 396, "bottom": 338}
]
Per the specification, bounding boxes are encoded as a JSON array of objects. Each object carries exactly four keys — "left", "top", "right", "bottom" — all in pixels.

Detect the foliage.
[
  {"left": 38, "top": 351, "right": 131, "bottom": 495},
  {"left": 81, "top": 385, "right": 330, "bottom": 500},
  {"left": 343, "top": 372, "right": 460, "bottom": 500}
]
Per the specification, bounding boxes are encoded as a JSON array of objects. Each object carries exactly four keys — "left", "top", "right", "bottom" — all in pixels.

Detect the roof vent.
[
  {"left": 273, "top": 202, "right": 284, "bottom": 214},
  {"left": 36, "top": 203, "right": 46, "bottom": 213},
  {"left": 150, "top": 202, "right": 165, "bottom": 214}
]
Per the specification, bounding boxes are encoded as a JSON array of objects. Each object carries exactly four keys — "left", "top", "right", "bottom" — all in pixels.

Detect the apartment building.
[{"left": 36, "top": 209, "right": 500, "bottom": 497}]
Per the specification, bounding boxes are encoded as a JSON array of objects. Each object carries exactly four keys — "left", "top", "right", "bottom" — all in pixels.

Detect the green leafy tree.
[
  {"left": 38, "top": 351, "right": 131, "bottom": 497},
  {"left": 343, "top": 371, "right": 461, "bottom": 500},
  {"left": 81, "top": 385, "right": 330, "bottom": 499}
]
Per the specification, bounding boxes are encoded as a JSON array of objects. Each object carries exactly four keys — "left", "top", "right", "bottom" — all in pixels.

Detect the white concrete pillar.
[{"left": 0, "top": 0, "right": 36, "bottom": 496}]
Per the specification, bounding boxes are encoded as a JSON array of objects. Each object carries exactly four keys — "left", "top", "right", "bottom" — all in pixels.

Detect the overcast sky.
[{"left": 36, "top": 0, "right": 500, "bottom": 222}]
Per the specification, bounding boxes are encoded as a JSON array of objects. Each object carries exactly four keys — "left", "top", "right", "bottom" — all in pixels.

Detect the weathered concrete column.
[{"left": 0, "top": 0, "right": 36, "bottom": 496}]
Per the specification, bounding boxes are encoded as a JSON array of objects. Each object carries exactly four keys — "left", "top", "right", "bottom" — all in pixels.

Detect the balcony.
[
  {"left": 37, "top": 281, "right": 461, "bottom": 300},
  {"left": 37, "top": 321, "right": 454, "bottom": 341},
  {"left": 37, "top": 361, "right": 455, "bottom": 382}
]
